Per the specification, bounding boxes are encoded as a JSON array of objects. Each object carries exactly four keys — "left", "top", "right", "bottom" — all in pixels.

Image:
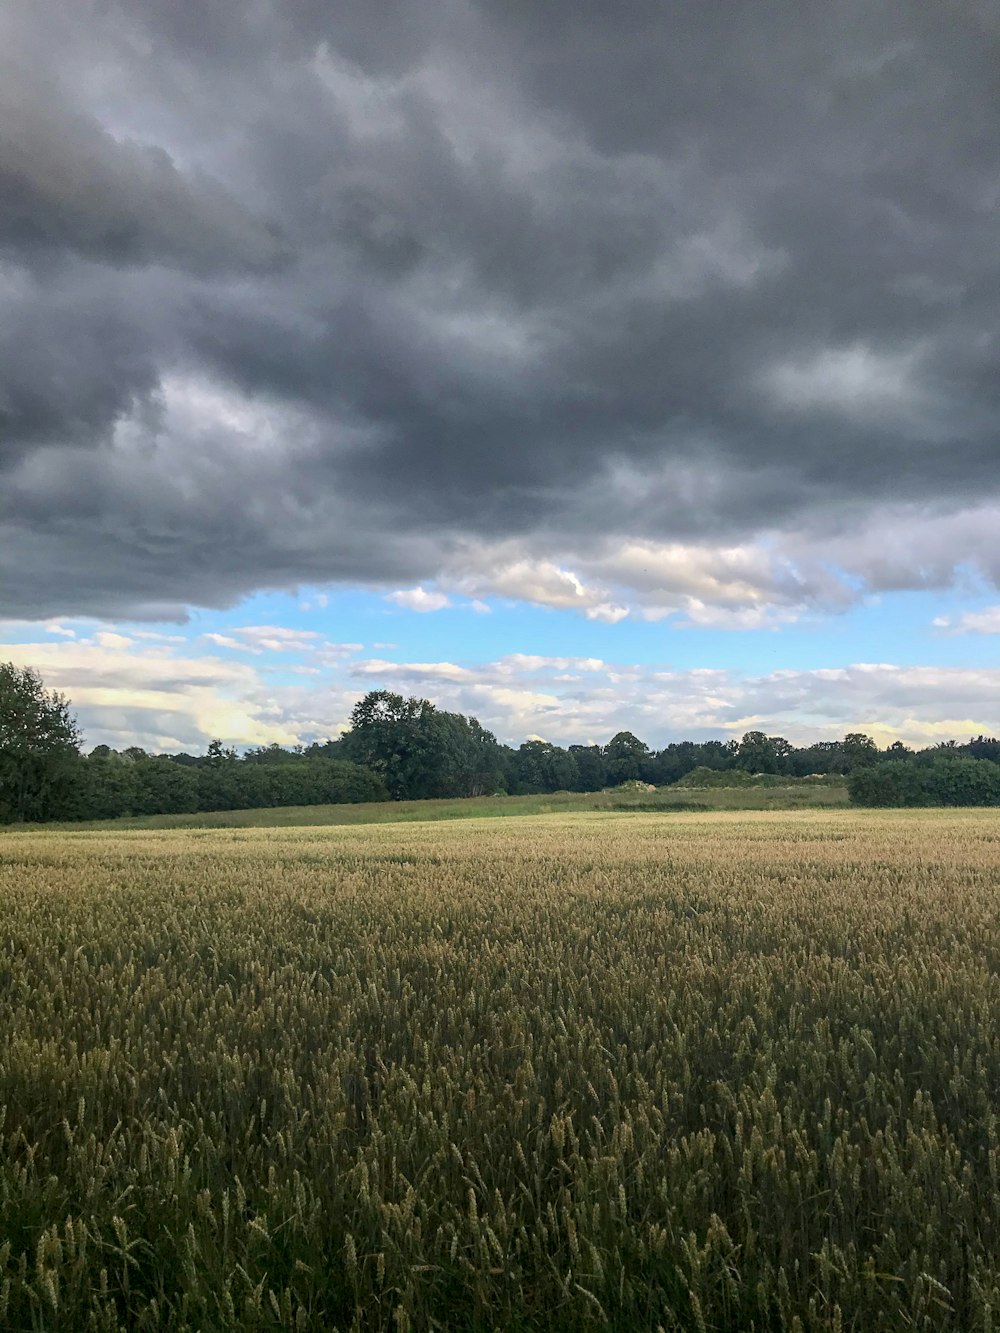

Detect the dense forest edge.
[{"left": 3, "top": 661, "right": 1000, "bottom": 823}]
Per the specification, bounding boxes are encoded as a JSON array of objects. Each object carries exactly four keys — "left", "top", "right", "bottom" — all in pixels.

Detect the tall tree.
[
  {"left": 966, "top": 735, "right": 1000, "bottom": 764},
  {"left": 842, "top": 732, "right": 879, "bottom": 770},
  {"left": 569, "top": 744, "right": 608, "bottom": 791},
  {"left": 343, "top": 692, "right": 505, "bottom": 800},
  {"left": 736, "top": 731, "right": 782, "bottom": 775},
  {"left": 0, "top": 662, "right": 82, "bottom": 822},
  {"left": 509, "top": 741, "right": 579, "bottom": 794},
  {"left": 603, "top": 731, "right": 652, "bottom": 784},
  {"left": 342, "top": 691, "right": 442, "bottom": 799}
]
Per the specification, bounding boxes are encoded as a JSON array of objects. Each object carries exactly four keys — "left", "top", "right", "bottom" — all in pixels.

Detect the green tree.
[
  {"left": 848, "top": 762, "right": 927, "bottom": 807},
  {"left": 787, "top": 740, "right": 847, "bottom": 776},
  {"left": 341, "top": 691, "right": 438, "bottom": 799},
  {"left": 925, "top": 756, "right": 1000, "bottom": 806},
  {"left": 340, "top": 691, "right": 503, "bottom": 800},
  {"left": 0, "top": 662, "right": 82, "bottom": 822},
  {"left": 603, "top": 731, "right": 652, "bottom": 785},
  {"left": 449, "top": 715, "right": 505, "bottom": 797},
  {"left": 769, "top": 737, "right": 794, "bottom": 774},
  {"left": 568, "top": 744, "right": 607, "bottom": 791},
  {"left": 842, "top": 732, "right": 879, "bottom": 770},
  {"left": 73, "top": 749, "right": 140, "bottom": 820},
  {"left": 205, "top": 738, "right": 238, "bottom": 765},
  {"left": 966, "top": 735, "right": 1000, "bottom": 764},
  {"left": 243, "top": 742, "right": 302, "bottom": 765},
  {"left": 848, "top": 756, "right": 1000, "bottom": 808},
  {"left": 650, "top": 740, "right": 737, "bottom": 784},
  {"left": 509, "top": 741, "right": 579, "bottom": 794},
  {"left": 736, "top": 731, "right": 782, "bottom": 774},
  {"left": 133, "top": 757, "right": 200, "bottom": 815},
  {"left": 265, "top": 759, "right": 387, "bottom": 806},
  {"left": 198, "top": 746, "right": 256, "bottom": 811}
]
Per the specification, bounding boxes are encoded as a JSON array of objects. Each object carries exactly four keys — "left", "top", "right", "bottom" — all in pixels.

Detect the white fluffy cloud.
[
  {"left": 934, "top": 606, "right": 1000, "bottom": 635},
  {"left": 423, "top": 536, "right": 843, "bottom": 626},
  {"left": 338, "top": 654, "right": 1000, "bottom": 749},
  {"left": 203, "top": 627, "right": 360, "bottom": 657},
  {"left": 4, "top": 622, "right": 998, "bottom": 753},
  {"left": 230, "top": 625, "right": 323, "bottom": 653},
  {"left": 385, "top": 587, "right": 452, "bottom": 613},
  {"left": 403, "top": 506, "right": 1000, "bottom": 628},
  {"left": 352, "top": 658, "right": 477, "bottom": 683},
  {"left": 0, "top": 632, "right": 298, "bottom": 751}
]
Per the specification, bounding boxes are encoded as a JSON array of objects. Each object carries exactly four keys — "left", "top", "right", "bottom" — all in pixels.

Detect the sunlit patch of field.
[{"left": 2, "top": 809, "right": 999, "bottom": 1331}]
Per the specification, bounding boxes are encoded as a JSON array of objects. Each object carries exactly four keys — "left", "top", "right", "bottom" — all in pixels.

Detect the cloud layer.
[
  {"left": 2, "top": 625, "right": 998, "bottom": 754},
  {"left": 1, "top": 1, "right": 999, "bottom": 622}
]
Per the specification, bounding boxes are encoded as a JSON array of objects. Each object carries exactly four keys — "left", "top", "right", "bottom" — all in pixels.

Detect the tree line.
[
  {"left": 3, "top": 662, "right": 1000, "bottom": 822},
  {"left": 848, "top": 750, "right": 1000, "bottom": 807}
]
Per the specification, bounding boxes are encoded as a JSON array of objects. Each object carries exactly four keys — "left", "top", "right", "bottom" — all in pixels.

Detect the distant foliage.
[
  {"left": 849, "top": 756, "right": 1000, "bottom": 807},
  {"left": 7, "top": 664, "right": 1000, "bottom": 821},
  {"left": 675, "top": 766, "right": 757, "bottom": 788},
  {"left": 62, "top": 753, "right": 388, "bottom": 821}
]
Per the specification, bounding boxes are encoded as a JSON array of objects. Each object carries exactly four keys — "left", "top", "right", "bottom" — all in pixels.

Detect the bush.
[
  {"left": 674, "top": 766, "right": 754, "bottom": 788},
  {"left": 196, "top": 759, "right": 387, "bottom": 814},
  {"left": 673, "top": 768, "right": 827, "bottom": 789},
  {"left": 850, "top": 757, "right": 1000, "bottom": 807},
  {"left": 925, "top": 756, "right": 1000, "bottom": 805},
  {"left": 133, "top": 758, "right": 200, "bottom": 815},
  {"left": 849, "top": 762, "right": 928, "bottom": 807}
]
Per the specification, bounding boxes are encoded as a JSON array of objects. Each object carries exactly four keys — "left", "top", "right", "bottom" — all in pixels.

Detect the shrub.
[
  {"left": 850, "top": 756, "right": 1000, "bottom": 807},
  {"left": 674, "top": 766, "right": 754, "bottom": 788}
]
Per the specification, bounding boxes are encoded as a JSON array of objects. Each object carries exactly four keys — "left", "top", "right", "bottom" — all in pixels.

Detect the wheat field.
[{"left": 2, "top": 809, "right": 1000, "bottom": 1331}]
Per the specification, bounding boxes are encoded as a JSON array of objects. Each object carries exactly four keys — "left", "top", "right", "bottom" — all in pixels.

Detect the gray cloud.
[
  {"left": 0, "top": 66, "right": 285, "bottom": 274},
  {"left": 1, "top": 0, "right": 999, "bottom": 618}
]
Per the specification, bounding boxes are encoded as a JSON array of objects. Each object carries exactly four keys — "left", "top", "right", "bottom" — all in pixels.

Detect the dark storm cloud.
[
  {"left": 0, "top": 68, "right": 285, "bottom": 273},
  {"left": 1, "top": 0, "right": 998, "bottom": 618}
]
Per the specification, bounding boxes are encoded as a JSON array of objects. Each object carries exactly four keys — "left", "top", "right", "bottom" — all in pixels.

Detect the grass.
[
  {"left": 2, "top": 807, "right": 999, "bottom": 1329},
  {"left": 27, "top": 777, "right": 850, "bottom": 832}
]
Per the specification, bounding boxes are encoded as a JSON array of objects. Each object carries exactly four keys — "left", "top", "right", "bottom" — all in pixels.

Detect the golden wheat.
[{"left": 1, "top": 809, "right": 999, "bottom": 1330}]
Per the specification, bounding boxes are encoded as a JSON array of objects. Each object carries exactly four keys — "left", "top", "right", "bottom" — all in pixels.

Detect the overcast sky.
[{"left": 2, "top": 0, "right": 999, "bottom": 750}]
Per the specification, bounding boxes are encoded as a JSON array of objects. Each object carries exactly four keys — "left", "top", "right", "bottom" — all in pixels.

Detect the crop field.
[{"left": 2, "top": 810, "right": 1000, "bottom": 1332}]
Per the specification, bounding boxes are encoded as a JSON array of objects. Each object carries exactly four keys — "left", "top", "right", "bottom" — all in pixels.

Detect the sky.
[{"left": 1, "top": 0, "right": 999, "bottom": 753}]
